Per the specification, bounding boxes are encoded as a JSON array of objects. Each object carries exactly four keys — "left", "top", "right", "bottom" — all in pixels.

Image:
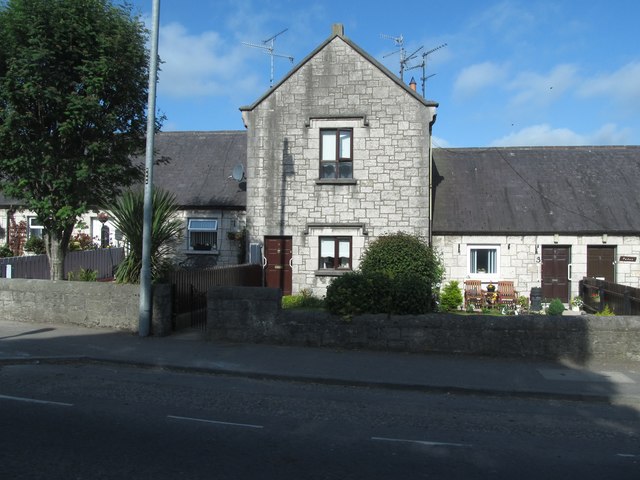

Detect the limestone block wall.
[
  {"left": 0, "top": 279, "right": 171, "bottom": 335},
  {"left": 204, "top": 287, "right": 640, "bottom": 362},
  {"left": 433, "top": 234, "right": 640, "bottom": 299}
]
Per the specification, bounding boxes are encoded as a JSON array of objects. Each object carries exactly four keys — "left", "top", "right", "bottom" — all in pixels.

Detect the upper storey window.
[{"left": 320, "top": 129, "right": 353, "bottom": 179}]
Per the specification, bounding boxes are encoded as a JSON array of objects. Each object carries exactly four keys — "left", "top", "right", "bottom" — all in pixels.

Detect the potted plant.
[{"left": 570, "top": 296, "right": 583, "bottom": 312}]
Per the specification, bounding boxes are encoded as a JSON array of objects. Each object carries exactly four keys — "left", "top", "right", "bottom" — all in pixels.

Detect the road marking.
[
  {"left": 0, "top": 393, "right": 73, "bottom": 407},
  {"left": 167, "top": 415, "right": 264, "bottom": 429},
  {"left": 616, "top": 453, "right": 638, "bottom": 458},
  {"left": 371, "top": 436, "right": 472, "bottom": 448}
]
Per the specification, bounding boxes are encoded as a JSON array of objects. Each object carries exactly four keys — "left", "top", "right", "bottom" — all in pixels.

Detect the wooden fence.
[
  {"left": 0, "top": 248, "right": 124, "bottom": 280},
  {"left": 579, "top": 277, "right": 640, "bottom": 315},
  {"left": 167, "top": 264, "right": 263, "bottom": 330}
]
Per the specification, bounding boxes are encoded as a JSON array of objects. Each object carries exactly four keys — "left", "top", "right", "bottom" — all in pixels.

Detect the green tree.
[
  {"left": 108, "top": 188, "right": 182, "bottom": 284},
  {"left": 0, "top": 0, "right": 153, "bottom": 280}
]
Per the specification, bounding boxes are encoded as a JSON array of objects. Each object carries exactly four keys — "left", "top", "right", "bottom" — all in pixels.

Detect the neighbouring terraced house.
[{"left": 2, "top": 24, "right": 639, "bottom": 302}]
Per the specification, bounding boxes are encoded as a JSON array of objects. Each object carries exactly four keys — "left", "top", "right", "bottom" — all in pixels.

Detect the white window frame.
[
  {"left": 187, "top": 218, "right": 218, "bottom": 252},
  {"left": 467, "top": 245, "right": 500, "bottom": 280},
  {"left": 27, "top": 217, "right": 44, "bottom": 238}
]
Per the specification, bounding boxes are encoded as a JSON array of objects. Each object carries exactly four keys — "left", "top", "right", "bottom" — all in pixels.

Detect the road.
[{"left": 1, "top": 361, "right": 639, "bottom": 479}]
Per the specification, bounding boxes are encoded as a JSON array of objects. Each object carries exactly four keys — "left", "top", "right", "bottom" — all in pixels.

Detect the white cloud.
[
  {"left": 578, "top": 61, "right": 640, "bottom": 107},
  {"left": 453, "top": 62, "right": 508, "bottom": 98},
  {"left": 491, "top": 123, "right": 631, "bottom": 147},
  {"left": 157, "top": 22, "right": 255, "bottom": 98},
  {"left": 508, "top": 64, "right": 579, "bottom": 107}
]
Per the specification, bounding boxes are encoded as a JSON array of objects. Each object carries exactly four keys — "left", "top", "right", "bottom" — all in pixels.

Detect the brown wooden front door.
[
  {"left": 541, "top": 246, "right": 570, "bottom": 302},
  {"left": 587, "top": 246, "right": 615, "bottom": 282},
  {"left": 264, "top": 236, "right": 292, "bottom": 296}
]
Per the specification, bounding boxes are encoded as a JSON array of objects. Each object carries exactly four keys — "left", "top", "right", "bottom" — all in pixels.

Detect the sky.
[{"left": 129, "top": 0, "right": 640, "bottom": 148}]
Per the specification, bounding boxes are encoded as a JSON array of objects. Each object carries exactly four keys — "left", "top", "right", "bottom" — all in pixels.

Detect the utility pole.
[{"left": 139, "top": 0, "right": 161, "bottom": 337}]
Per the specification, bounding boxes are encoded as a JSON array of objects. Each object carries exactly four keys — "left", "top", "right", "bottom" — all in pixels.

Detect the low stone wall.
[
  {"left": 0, "top": 279, "right": 171, "bottom": 335},
  {"left": 206, "top": 287, "right": 640, "bottom": 362}
]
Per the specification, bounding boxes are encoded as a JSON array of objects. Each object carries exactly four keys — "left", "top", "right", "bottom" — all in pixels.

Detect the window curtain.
[{"left": 488, "top": 249, "right": 497, "bottom": 273}]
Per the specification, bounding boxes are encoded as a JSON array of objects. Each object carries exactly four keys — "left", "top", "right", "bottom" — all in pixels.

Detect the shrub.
[
  {"left": 439, "top": 280, "right": 463, "bottom": 312},
  {"left": 546, "top": 298, "right": 565, "bottom": 316},
  {"left": 595, "top": 304, "right": 615, "bottom": 316},
  {"left": 517, "top": 295, "right": 529, "bottom": 310},
  {"left": 325, "top": 271, "right": 392, "bottom": 318},
  {"left": 0, "top": 244, "right": 14, "bottom": 258},
  {"left": 69, "top": 233, "right": 97, "bottom": 251},
  {"left": 282, "top": 289, "right": 324, "bottom": 310},
  {"left": 391, "top": 272, "right": 433, "bottom": 315},
  {"left": 67, "top": 268, "right": 98, "bottom": 282},
  {"left": 325, "top": 271, "right": 434, "bottom": 317},
  {"left": 23, "top": 235, "right": 46, "bottom": 254},
  {"left": 359, "top": 232, "right": 444, "bottom": 286}
]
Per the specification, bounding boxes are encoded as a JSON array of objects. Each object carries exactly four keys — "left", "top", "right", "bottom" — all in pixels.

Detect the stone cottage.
[{"left": 240, "top": 24, "right": 437, "bottom": 296}]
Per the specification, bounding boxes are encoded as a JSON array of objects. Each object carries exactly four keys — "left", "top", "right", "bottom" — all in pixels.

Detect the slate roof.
[
  {"left": 432, "top": 146, "right": 640, "bottom": 235},
  {"left": 150, "top": 131, "right": 246, "bottom": 209},
  {"left": 0, "top": 130, "right": 248, "bottom": 209}
]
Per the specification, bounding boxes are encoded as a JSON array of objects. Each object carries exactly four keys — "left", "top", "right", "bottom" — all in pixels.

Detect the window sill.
[
  {"left": 184, "top": 249, "right": 219, "bottom": 255},
  {"left": 315, "top": 269, "right": 351, "bottom": 277},
  {"left": 315, "top": 178, "right": 358, "bottom": 186}
]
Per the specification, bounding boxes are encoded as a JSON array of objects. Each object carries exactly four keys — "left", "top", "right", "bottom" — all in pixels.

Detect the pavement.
[{"left": 1, "top": 319, "right": 640, "bottom": 406}]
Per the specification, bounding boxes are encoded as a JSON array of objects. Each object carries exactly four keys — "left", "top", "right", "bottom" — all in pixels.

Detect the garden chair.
[
  {"left": 497, "top": 281, "right": 518, "bottom": 307},
  {"left": 464, "top": 280, "right": 484, "bottom": 310}
]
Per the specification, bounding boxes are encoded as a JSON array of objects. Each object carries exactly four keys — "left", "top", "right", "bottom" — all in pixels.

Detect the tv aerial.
[
  {"left": 243, "top": 28, "right": 294, "bottom": 88},
  {"left": 380, "top": 33, "right": 406, "bottom": 80},
  {"left": 405, "top": 43, "right": 447, "bottom": 97}
]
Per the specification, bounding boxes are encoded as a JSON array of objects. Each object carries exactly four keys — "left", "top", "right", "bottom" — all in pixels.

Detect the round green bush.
[
  {"left": 359, "top": 232, "right": 443, "bottom": 285},
  {"left": 546, "top": 298, "right": 565, "bottom": 316}
]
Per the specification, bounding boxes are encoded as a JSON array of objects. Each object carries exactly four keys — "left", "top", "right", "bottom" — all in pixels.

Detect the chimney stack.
[
  {"left": 332, "top": 23, "right": 344, "bottom": 36},
  {"left": 409, "top": 77, "right": 417, "bottom": 92}
]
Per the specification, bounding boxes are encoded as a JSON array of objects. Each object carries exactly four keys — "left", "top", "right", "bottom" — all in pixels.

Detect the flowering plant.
[{"left": 571, "top": 296, "right": 583, "bottom": 308}]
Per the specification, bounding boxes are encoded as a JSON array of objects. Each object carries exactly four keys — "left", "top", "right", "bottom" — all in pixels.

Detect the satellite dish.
[{"left": 231, "top": 164, "right": 245, "bottom": 182}]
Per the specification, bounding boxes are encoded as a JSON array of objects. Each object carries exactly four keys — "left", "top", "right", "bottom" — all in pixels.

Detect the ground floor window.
[
  {"left": 319, "top": 236, "right": 352, "bottom": 270},
  {"left": 27, "top": 217, "right": 44, "bottom": 238},
  {"left": 469, "top": 245, "right": 499, "bottom": 275},
  {"left": 188, "top": 218, "right": 218, "bottom": 251}
]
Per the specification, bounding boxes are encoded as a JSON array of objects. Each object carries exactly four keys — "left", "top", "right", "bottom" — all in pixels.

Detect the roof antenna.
[
  {"left": 405, "top": 43, "right": 447, "bottom": 97},
  {"left": 243, "top": 28, "right": 294, "bottom": 88},
  {"left": 380, "top": 33, "right": 405, "bottom": 81}
]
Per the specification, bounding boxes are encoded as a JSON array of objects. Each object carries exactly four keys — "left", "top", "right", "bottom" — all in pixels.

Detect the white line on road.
[
  {"left": 167, "top": 415, "right": 264, "bottom": 429},
  {"left": 0, "top": 393, "right": 73, "bottom": 407},
  {"left": 372, "top": 436, "right": 472, "bottom": 448},
  {"left": 616, "top": 453, "right": 638, "bottom": 458}
]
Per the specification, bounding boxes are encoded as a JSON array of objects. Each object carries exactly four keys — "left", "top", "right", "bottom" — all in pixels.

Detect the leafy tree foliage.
[
  {"left": 359, "top": 232, "right": 444, "bottom": 287},
  {"left": 108, "top": 188, "right": 182, "bottom": 284},
  {"left": 0, "top": 0, "right": 152, "bottom": 279}
]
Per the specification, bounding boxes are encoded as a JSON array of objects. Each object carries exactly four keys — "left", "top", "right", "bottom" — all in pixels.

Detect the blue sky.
[{"left": 130, "top": 0, "right": 640, "bottom": 148}]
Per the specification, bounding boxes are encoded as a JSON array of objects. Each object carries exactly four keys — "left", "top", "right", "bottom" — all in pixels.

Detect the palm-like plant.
[{"left": 108, "top": 188, "right": 182, "bottom": 284}]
